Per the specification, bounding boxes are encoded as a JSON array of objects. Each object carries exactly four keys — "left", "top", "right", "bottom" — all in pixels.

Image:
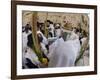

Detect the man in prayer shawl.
[
  {"left": 47, "top": 20, "right": 55, "bottom": 37},
  {"left": 22, "top": 27, "right": 32, "bottom": 68},
  {"left": 23, "top": 34, "right": 41, "bottom": 68},
  {"left": 48, "top": 29, "right": 80, "bottom": 67},
  {"left": 37, "top": 30, "right": 49, "bottom": 58},
  {"left": 55, "top": 23, "right": 62, "bottom": 38}
]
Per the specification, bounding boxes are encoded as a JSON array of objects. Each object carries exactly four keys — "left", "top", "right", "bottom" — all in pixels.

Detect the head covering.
[{"left": 56, "top": 23, "right": 60, "bottom": 27}]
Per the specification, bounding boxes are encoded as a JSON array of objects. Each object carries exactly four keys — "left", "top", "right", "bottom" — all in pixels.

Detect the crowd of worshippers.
[
  {"left": 22, "top": 20, "right": 89, "bottom": 69},
  {"left": 36, "top": 20, "right": 63, "bottom": 38}
]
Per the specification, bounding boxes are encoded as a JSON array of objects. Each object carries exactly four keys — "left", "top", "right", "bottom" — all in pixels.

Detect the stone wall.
[{"left": 22, "top": 11, "right": 89, "bottom": 32}]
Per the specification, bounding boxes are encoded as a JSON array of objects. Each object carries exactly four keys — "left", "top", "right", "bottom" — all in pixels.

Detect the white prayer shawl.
[
  {"left": 48, "top": 38, "right": 80, "bottom": 67},
  {"left": 37, "top": 30, "right": 48, "bottom": 45},
  {"left": 48, "top": 37, "right": 64, "bottom": 59},
  {"left": 65, "top": 39, "right": 80, "bottom": 59},
  {"left": 22, "top": 32, "right": 28, "bottom": 52},
  {"left": 22, "top": 51, "right": 27, "bottom": 68},
  {"left": 24, "top": 48, "right": 40, "bottom": 65}
]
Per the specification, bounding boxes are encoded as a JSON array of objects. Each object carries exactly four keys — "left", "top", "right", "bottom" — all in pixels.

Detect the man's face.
[
  {"left": 37, "top": 33, "right": 43, "bottom": 42},
  {"left": 47, "top": 22, "right": 50, "bottom": 27}
]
